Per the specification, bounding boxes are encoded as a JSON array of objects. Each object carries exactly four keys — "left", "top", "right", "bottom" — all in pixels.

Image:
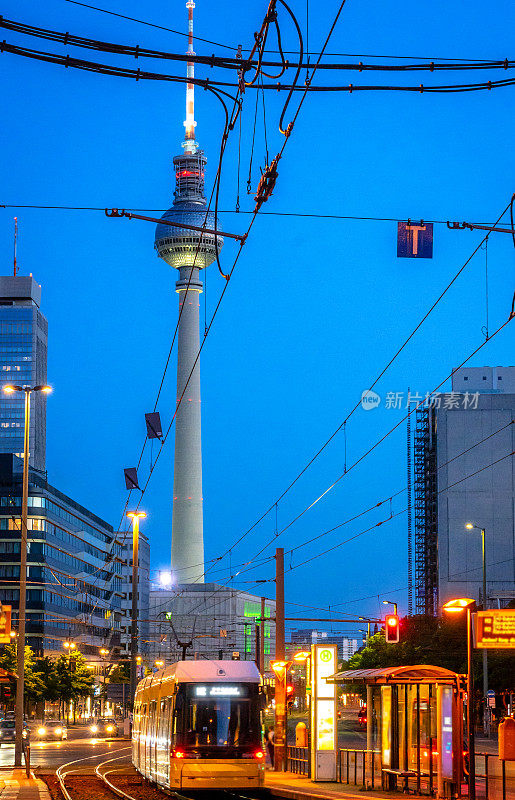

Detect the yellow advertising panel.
[
  {"left": 316, "top": 699, "right": 336, "bottom": 750},
  {"left": 475, "top": 609, "right": 515, "bottom": 649},
  {"left": 381, "top": 685, "right": 392, "bottom": 767},
  {"left": 0, "top": 606, "right": 11, "bottom": 644}
]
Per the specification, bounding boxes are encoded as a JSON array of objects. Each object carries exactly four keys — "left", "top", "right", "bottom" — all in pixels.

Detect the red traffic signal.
[{"left": 385, "top": 614, "right": 400, "bottom": 643}]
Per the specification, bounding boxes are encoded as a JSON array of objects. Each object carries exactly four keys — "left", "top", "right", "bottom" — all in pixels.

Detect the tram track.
[{"left": 52, "top": 747, "right": 270, "bottom": 800}]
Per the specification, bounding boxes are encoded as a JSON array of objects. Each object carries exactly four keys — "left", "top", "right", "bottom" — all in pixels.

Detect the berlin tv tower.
[{"left": 154, "top": 0, "right": 223, "bottom": 584}]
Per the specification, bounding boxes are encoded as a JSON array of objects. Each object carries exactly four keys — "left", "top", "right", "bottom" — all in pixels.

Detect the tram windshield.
[{"left": 176, "top": 682, "right": 261, "bottom": 753}]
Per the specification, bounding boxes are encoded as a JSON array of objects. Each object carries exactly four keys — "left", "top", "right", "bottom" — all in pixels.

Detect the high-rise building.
[
  {"left": 154, "top": 0, "right": 223, "bottom": 584},
  {"left": 0, "top": 276, "right": 48, "bottom": 472},
  {"left": 288, "top": 628, "right": 359, "bottom": 660},
  {"left": 414, "top": 366, "right": 515, "bottom": 613}
]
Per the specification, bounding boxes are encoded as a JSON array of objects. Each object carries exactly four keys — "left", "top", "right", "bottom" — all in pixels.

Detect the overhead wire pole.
[
  {"left": 274, "top": 547, "right": 286, "bottom": 771},
  {"left": 127, "top": 511, "right": 146, "bottom": 705}
]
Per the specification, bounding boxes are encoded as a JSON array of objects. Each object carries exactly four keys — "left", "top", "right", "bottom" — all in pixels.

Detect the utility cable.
[
  {"left": 2, "top": 17, "right": 513, "bottom": 74},
  {"left": 3, "top": 41, "right": 515, "bottom": 94}
]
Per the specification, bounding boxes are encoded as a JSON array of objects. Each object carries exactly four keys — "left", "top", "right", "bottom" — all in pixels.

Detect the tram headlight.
[
  {"left": 90, "top": 725, "right": 98, "bottom": 733},
  {"left": 38, "top": 727, "right": 46, "bottom": 736},
  {"left": 106, "top": 725, "right": 114, "bottom": 733}
]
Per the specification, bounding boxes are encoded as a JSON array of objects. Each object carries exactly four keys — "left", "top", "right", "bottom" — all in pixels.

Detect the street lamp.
[
  {"left": 443, "top": 598, "right": 477, "bottom": 800},
  {"left": 2, "top": 383, "right": 52, "bottom": 767},
  {"left": 155, "top": 660, "right": 164, "bottom": 669},
  {"left": 99, "top": 648, "right": 109, "bottom": 715},
  {"left": 465, "top": 523, "right": 489, "bottom": 734},
  {"left": 382, "top": 599, "right": 398, "bottom": 615},
  {"left": 359, "top": 617, "right": 371, "bottom": 642},
  {"left": 127, "top": 510, "right": 146, "bottom": 704}
]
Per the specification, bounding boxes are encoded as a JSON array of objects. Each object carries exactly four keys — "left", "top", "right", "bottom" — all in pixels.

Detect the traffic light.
[
  {"left": 286, "top": 684, "right": 295, "bottom": 711},
  {"left": 0, "top": 684, "right": 12, "bottom": 701},
  {"left": 385, "top": 614, "right": 400, "bottom": 643}
]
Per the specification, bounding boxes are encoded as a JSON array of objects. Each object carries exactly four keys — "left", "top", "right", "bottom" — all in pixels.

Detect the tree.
[
  {"left": 53, "top": 650, "right": 95, "bottom": 722},
  {"left": 348, "top": 615, "right": 514, "bottom": 691},
  {"left": 0, "top": 643, "right": 47, "bottom": 709}
]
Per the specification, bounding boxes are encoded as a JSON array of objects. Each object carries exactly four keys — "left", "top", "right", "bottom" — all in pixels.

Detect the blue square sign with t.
[{"left": 397, "top": 221, "right": 433, "bottom": 258}]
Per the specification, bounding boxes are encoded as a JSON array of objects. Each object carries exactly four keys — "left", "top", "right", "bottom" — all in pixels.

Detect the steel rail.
[{"left": 56, "top": 746, "right": 131, "bottom": 800}]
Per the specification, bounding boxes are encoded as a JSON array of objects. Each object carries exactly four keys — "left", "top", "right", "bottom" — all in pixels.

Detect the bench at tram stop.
[{"left": 381, "top": 767, "right": 419, "bottom": 793}]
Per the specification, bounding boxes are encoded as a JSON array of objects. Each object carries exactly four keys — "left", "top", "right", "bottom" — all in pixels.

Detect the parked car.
[
  {"left": 34, "top": 721, "right": 68, "bottom": 741},
  {"left": 0, "top": 720, "right": 30, "bottom": 746},
  {"left": 358, "top": 708, "right": 367, "bottom": 729},
  {"left": 89, "top": 717, "right": 118, "bottom": 737}
]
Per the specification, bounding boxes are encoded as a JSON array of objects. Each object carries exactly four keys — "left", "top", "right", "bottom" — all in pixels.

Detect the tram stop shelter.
[{"left": 329, "top": 665, "right": 467, "bottom": 797}]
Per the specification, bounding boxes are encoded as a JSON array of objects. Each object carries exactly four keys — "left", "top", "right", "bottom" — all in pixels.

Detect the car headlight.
[
  {"left": 54, "top": 728, "right": 62, "bottom": 735},
  {"left": 38, "top": 727, "right": 46, "bottom": 736},
  {"left": 90, "top": 725, "right": 98, "bottom": 733},
  {"left": 22, "top": 730, "right": 28, "bottom": 738},
  {"left": 106, "top": 725, "right": 114, "bottom": 732}
]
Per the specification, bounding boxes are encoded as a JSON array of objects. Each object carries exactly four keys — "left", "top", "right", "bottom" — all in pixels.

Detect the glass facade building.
[
  {"left": 0, "top": 276, "right": 48, "bottom": 472},
  {"left": 0, "top": 455, "right": 123, "bottom": 656}
]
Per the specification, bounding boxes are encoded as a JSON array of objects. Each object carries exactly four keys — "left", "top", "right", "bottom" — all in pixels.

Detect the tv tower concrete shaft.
[{"left": 171, "top": 266, "right": 204, "bottom": 583}]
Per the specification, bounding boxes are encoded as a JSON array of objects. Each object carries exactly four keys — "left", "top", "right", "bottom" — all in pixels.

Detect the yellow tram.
[{"left": 132, "top": 660, "right": 265, "bottom": 791}]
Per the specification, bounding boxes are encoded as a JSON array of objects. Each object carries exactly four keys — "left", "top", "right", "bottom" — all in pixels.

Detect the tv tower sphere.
[{"left": 154, "top": 152, "right": 223, "bottom": 270}]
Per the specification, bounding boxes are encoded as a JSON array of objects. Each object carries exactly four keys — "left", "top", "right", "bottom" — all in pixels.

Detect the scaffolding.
[{"left": 414, "top": 407, "right": 438, "bottom": 615}]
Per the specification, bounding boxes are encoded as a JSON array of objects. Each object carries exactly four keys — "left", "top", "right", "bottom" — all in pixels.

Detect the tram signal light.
[{"left": 385, "top": 614, "right": 400, "bottom": 643}]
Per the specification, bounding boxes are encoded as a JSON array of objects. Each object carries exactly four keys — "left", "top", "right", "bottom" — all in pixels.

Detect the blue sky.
[{"left": 1, "top": 0, "right": 514, "bottom": 638}]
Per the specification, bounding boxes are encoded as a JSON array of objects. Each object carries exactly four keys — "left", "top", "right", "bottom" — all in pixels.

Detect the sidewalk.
[
  {"left": 0, "top": 770, "right": 51, "bottom": 800},
  {"left": 265, "top": 770, "right": 424, "bottom": 800}
]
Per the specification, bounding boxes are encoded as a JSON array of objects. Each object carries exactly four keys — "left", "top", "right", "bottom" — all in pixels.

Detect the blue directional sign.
[{"left": 397, "top": 221, "right": 433, "bottom": 258}]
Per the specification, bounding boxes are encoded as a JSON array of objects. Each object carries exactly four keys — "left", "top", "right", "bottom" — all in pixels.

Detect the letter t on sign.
[{"left": 397, "top": 221, "right": 433, "bottom": 258}]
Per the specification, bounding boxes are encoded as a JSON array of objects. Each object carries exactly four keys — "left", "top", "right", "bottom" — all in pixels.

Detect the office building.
[
  {"left": 0, "top": 276, "right": 48, "bottom": 472},
  {"left": 147, "top": 585, "right": 275, "bottom": 668},
  {"left": 0, "top": 454, "right": 123, "bottom": 656},
  {"left": 413, "top": 366, "right": 515, "bottom": 614}
]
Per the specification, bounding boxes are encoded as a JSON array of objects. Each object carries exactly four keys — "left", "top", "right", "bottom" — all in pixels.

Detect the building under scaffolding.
[
  {"left": 414, "top": 406, "right": 438, "bottom": 615},
  {"left": 412, "top": 366, "right": 515, "bottom": 615}
]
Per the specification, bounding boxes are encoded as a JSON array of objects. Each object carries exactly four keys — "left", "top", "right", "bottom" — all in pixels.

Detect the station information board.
[
  {"left": 311, "top": 643, "right": 337, "bottom": 781},
  {"left": 474, "top": 609, "right": 515, "bottom": 649}
]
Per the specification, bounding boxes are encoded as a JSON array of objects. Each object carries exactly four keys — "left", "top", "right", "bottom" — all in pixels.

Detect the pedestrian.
[{"left": 266, "top": 724, "right": 274, "bottom": 766}]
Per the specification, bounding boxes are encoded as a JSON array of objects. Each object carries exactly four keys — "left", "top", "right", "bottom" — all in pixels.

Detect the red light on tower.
[{"left": 385, "top": 614, "right": 400, "bottom": 643}]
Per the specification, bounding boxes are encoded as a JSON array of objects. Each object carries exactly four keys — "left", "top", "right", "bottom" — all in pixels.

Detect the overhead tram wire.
[
  {"left": 2, "top": 42, "right": 515, "bottom": 94},
  {"left": 209, "top": 196, "right": 515, "bottom": 567},
  {"left": 11, "top": 13, "right": 510, "bottom": 67},
  {"left": 0, "top": 205, "right": 509, "bottom": 234},
  {"left": 198, "top": 417, "right": 515, "bottom": 594}
]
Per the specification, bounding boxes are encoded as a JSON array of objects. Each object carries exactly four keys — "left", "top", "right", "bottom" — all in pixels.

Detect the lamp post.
[
  {"left": 443, "top": 598, "right": 477, "bottom": 800},
  {"left": 465, "top": 522, "right": 489, "bottom": 734},
  {"left": 382, "top": 599, "right": 398, "bottom": 615},
  {"left": 100, "top": 648, "right": 109, "bottom": 715},
  {"left": 2, "top": 383, "right": 51, "bottom": 767},
  {"left": 359, "top": 617, "right": 371, "bottom": 642},
  {"left": 127, "top": 511, "right": 146, "bottom": 704}
]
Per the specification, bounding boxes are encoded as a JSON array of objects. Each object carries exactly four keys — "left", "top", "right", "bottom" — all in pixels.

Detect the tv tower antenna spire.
[
  {"left": 183, "top": 0, "right": 198, "bottom": 154},
  {"left": 13, "top": 217, "right": 18, "bottom": 277}
]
